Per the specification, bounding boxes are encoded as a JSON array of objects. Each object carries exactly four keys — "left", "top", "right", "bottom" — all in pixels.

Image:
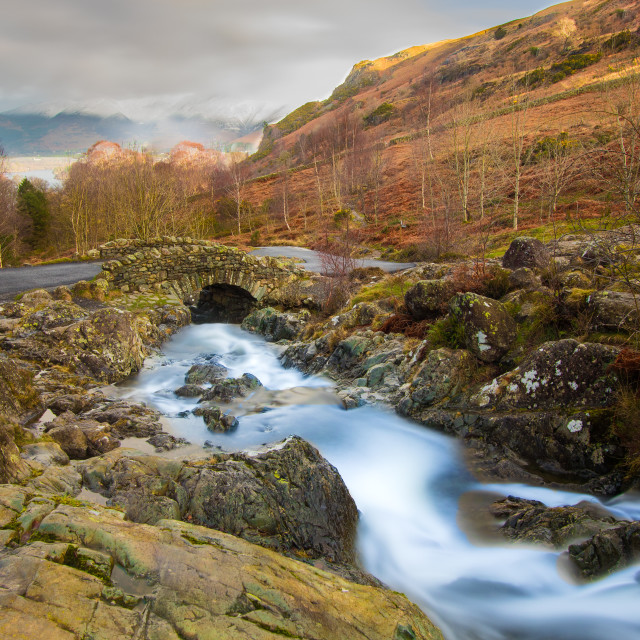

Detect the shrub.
[
  {"left": 426, "top": 315, "right": 465, "bottom": 349},
  {"left": 363, "top": 102, "right": 395, "bottom": 127},
  {"left": 494, "top": 27, "right": 507, "bottom": 40},
  {"left": 378, "top": 314, "right": 430, "bottom": 339}
]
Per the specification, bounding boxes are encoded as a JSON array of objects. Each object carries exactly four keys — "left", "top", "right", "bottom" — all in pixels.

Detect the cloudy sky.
[{"left": 1, "top": 0, "right": 551, "bottom": 120}]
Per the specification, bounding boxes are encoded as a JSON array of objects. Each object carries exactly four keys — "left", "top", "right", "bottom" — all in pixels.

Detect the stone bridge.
[{"left": 99, "top": 237, "right": 318, "bottom": 322}]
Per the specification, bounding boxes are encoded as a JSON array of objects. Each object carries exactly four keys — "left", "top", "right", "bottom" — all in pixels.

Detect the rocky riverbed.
[{"left": 1, "top": 230, "right": 639, "bottom": 639}]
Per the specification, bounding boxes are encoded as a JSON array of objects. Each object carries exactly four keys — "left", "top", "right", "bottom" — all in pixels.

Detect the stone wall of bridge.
[{"left": 99, "top": 238, "right": 320, "bottom": 313}]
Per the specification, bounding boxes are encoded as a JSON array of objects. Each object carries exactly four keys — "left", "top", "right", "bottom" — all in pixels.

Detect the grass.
[{"left": 350, "top": 275, "right": 412, "bottom": 306}]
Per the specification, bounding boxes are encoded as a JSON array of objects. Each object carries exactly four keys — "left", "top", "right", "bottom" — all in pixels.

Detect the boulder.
[
  {"left": 490, "top": 496, "right": 619, "bottom": 549},
  {"left": 181, "top": 437, "right": 358, "bottom": 563},
  {"left": 0, "top": 354, "right": 42, "bottom": 422},
  {"left": 569, "top": 521, "right": 640, "bottom": 580},
  {"left": 45, "top": 411, "right": 120, "bottom": 459},
  {"left": 185, "top": 362, "right": 228, "bottom": 385},
  {"left": 470, "top": 339, "right": 618, "bottom": 411},
  {"left": 398, "top": 348, "right": 476, "bottom": 416},
  {"left": 60, "top": 308, "right": 146, "bottom": 383},
  {"left": 20, "top": 442, "right": 70, "bottom": 466},
  {"left": 82, "top": 400, "right": 163, "bottom": 438},
  {"left": 174, "top": 384, "right": 205, "bottom": 397},
  {"left": 241, "top": 306, "right": 308, "bottom": 341},
  {"left": 200, "top": 373, "right": 262, "bottom": 402},
  {"left": 405, "top": 280, "right": 454, "bottom": 320},
  {"left": 502, "top": 236, "right": 550, "bottom": 270},
  {"left": 192, "top": 405, "right": 239, "bottom": 432},
  {"left": 15, "top": 301, "right": 87, "bottom": 336},
  {"left": 587, "top": 291, "right": 640, "bottom": 332},
  {"left": 47, "top": 424, "right": 90, "bottom": 459},
  {"left": 449, "top": 292, "right": 517, "bottom": 362},
  {"left": 19, "top": 289, "right": 53, "bottom": 307},
  {"left": 508, "top": 267, "right": 540, "bottom": 291}
]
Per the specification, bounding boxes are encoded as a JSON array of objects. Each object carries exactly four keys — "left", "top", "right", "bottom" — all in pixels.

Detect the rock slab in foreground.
[{"left": 0, "top": 495, "right": 444, "bottom": 640}]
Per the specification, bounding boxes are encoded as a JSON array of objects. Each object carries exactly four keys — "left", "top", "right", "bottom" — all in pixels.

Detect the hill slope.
[{"left": 228, "top": 0, "right": 640, "bottom": 255}]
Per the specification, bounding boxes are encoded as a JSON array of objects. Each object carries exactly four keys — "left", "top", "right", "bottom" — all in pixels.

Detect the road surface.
[
  {"left": 0, "top": 247, "right": 415, "bottom": 301},
  {"left": 249, "top": 246, "right": 415, "bottom": 273},
  {"left": 0, "top": 262, "right": 103, "bottom": 301}
]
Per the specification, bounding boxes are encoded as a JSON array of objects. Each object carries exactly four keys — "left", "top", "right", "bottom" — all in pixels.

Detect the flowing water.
[{"left": 116, "top": 323, "right": 640, "bottom": 640}]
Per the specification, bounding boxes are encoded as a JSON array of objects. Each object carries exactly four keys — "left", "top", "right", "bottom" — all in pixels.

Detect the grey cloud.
[{"left": 1, "top": 0, "right": 550, "bottom": 116}]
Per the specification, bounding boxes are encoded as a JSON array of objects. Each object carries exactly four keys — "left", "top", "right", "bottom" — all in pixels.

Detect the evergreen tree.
[{"left": 17, "top": 178, "right": 50, "bottom": 250}]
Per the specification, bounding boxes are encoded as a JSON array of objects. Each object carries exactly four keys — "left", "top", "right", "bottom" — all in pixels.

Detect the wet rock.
[
  {"left": 184, "top": 362, "right": 228, "bottom": 385},
  {"left": 405, "top": 280, "right": 454, "bottom": 320},
  {"left": 449, "top": 292, "right": 517, "bottom": 362},
  {"left": 568, "top": 521, "right": 640, "bottom": 580},
  {"left": 200, "top": 373, "right": 262, "bottom": 402},
  {"left": 241, "top": 306, "right": 308, "bottom": 341},
  {"left": 146, "top": 433, "right": 190, "bottom": 451},
  {"left": 490, "top": 496, "right": 619, "bottom": 548},
  {"left": 398, "top": 348, "right": 475, "bottom": 416},
  {"left": 181, "top": 436, "right": 358, "bottom": 563},
  {"left": 502, "top": 236, "right": 550, "bottom": 270},
  {"left": 174, "top": 384, "right": 205, "bottom": 397},
  {"left": 192, "top": 405, "right": 239, "bottom": 432},
  {"left": 82, "top": 401, "right": 163, "bottom": 438}
]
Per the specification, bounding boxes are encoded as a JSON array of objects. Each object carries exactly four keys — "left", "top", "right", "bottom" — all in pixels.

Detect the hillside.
[{"left": 223, "top": 0, "right": 640, "bottom": 256}]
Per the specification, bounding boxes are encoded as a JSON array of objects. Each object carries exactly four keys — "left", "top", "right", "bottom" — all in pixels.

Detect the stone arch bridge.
[{"left": 99, "top": 238, "right": 318, "bottom": 322}]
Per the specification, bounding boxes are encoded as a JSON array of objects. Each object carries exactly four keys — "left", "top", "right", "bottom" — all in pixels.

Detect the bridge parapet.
[{"left": 99, "top": 239, "right": 316, "bottom": 312}]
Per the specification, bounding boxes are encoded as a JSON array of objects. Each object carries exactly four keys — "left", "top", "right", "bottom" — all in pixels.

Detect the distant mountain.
[{"left": 0, "top": 98, "right": 281, "bottom": 155}]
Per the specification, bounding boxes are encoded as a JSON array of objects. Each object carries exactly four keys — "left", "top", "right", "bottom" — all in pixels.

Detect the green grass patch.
[{"left": 350, "top": 275, "right": 412, "bottom": 306}]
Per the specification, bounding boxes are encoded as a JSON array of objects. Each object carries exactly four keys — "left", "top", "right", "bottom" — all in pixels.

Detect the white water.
[{"left": 118, "top": 323, "right": 640, "bottom": 640}]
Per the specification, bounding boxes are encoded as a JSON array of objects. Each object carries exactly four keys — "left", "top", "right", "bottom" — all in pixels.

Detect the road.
[
  {"left": 0, "top": 247, "right": 415, "bottom": 301},
  {"left": 0, "top": 262, "right": 103, "bottom": 301},
  {"left": 249, "top": 246, "right": 416, "bottom": 273}
]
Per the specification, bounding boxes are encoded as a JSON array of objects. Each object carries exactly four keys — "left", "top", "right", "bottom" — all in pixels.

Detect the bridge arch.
[{"left": 99, "top": 237, "right": 316, "bottom": 320}]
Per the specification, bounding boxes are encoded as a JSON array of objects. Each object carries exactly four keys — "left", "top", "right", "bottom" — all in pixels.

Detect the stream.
[{"left": 115, "top": 323, "right": 640, "bottom": 640}]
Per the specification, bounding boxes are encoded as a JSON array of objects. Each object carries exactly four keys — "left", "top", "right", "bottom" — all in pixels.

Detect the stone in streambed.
[
  {"left": 184, "top": 362, "right": 228, "bottom": 384},
  {"left": 192, "top": 405, "right": 239, "bottom": 432}
]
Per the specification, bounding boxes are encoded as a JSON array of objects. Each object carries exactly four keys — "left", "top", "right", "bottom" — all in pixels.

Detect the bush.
[
  {"left": 427, "top": 315, "right": 466, "bottom": 349},
  {"left": 363, "top": 102, "right": 395, "bottom": 127},
  {"left": 494, "top": 27, "right": 507, "bottom": 40}
]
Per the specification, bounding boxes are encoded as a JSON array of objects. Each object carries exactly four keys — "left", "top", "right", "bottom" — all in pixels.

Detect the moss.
[
  {"left": 28, "top": 530, "right": 59, "bottom": 544},
  {"left": 62, "top": 546, "right": 113, "bottom": 585},
  {"left": 52, "top": 495, "right": 87, "bottom": 508}
]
